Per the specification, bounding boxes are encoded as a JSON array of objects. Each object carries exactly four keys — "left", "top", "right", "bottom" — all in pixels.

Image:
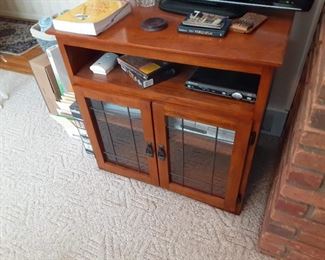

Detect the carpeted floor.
[
  {"left": 0, "top": 17, "right": 38, "bottom": 55},
  {"left": 0, "top": 69, "right": 275, "bottom": 260}
]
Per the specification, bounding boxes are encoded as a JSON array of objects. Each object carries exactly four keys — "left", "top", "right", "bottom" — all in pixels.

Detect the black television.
[{"left": 159, "top": 0, "right": 314, "bottom": 17}]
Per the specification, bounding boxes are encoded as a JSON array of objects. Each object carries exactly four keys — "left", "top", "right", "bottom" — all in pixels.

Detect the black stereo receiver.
[{"left": 185, "top": 68, "right": 260, "bottom": 103}]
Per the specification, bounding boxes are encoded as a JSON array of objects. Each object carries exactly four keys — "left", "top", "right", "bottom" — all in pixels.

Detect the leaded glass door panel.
[
  {"left": 75, "top": 89, "right": 159, "bottom": 186},
  {"left": 153, "top": 102, "right": 252, "bottom": 212}
]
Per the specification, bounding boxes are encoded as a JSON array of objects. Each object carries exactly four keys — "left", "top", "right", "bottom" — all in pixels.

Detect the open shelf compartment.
[{"left": 63, "top": 45, "right": 256, "bottom": 120}]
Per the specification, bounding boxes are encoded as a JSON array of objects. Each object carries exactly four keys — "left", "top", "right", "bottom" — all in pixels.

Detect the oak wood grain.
[{"left": 49, "top": 6, "right": 293, "bottom": 70}]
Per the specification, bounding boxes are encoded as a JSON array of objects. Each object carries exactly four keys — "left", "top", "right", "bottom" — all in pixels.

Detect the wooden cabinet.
[
  {"left": 50, "top": 6, "right": 293, "bottom": 213},
  {"left": 76, "top": 86, "right": 252, "bottom": 212}
]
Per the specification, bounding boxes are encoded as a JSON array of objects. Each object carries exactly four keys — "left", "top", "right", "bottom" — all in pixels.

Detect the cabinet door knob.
[
  {"left": 157, "top": 145, "right": 166, "bottom": 161},
  {"left": 145, "top": 143, "right": 154, "bottom": 157}
]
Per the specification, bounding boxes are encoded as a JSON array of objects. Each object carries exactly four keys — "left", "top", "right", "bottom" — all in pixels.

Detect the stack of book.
[
  {"left": 56, "top": 92, "right": 76, "bottom": 118},
  {"left": 49, "top": 90, "right": 80, "bottom": 140},
  {"left": 178, "top": 10, "right": 231, "bottom": 38},
  {"left": 117, "top": 55, "right": 177, "bottom": 88},
  {"left": 45, "top": 44, "right": 87, "bottom": 141},
  {"left": 70, "top": 101, "right": 94, "bottom": 154},
  {"left": 45, "top": 44, "right": 76, "bottom": 118}
]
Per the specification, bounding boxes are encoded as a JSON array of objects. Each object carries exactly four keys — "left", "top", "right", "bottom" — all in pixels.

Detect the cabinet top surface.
[{"left": 50, "top": 6, "right": 293, "bottom": 68}]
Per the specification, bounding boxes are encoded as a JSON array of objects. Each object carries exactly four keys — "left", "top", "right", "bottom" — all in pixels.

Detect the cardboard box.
[{"left": 29, "top": 53, "right": 60, "bottom": 115}]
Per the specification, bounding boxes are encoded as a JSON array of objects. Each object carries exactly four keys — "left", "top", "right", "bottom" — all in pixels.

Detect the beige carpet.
[{"left": 0, "top": 69, "right": 274, "bottom": 260}]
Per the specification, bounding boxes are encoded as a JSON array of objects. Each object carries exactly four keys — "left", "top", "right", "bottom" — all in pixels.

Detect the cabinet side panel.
[{"left": 237, "top": 67, "right": 274, "bottom": 212}]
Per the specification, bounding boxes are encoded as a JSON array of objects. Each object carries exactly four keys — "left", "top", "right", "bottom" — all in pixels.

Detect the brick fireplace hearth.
[{"left": 259, "top": 7, "right": 325, "bottom": 259}]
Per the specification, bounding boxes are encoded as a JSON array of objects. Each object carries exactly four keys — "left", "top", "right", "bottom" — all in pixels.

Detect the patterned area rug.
[
  {"left": 0, "top": 69, "right": 275, "bottom": 259},
  {"left": 0, "top": 17, "right": 38, "bottom": 55}
]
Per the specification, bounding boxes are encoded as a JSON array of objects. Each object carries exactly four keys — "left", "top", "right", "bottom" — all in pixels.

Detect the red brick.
[
  {"left": 261, "top": 232, "right": 325, "bottom": 259},
  {"left": 267, "top": 222, "right": 296, "bottom": 239},
  {"left": 281, "top": 184, "right": 325, "bottom": 209},
  {"left": 310, "top": 208, "right": 325, "bottom": 224},
  {"left": 287, "top": 168, "right": 323, "bottom": 190},
  {"left": 300, "top": 131, "right": 325, "bottom": 150},
  {"left": 259, "top": 235, "right": 286, "bottom": 257},
  {"left": 293, "top": 149, "right": 325, "bottom": 174},
  {"left": 272, "top": 209, "right": 325, "bottom": 237},
  {"left": 298, "top": 231, "right": 325, "bottom": 250},
  {"left": 288, "top": 239, "right": 325, "bottom": 259},
  {"left": 275, "top": 197, "right": 308, "bottom": 217},
  {"left": 310, "top": 108, "right": 325, "bottom": 131},
  {"left": 260, "top": 16, "right": 325, "bottom": 259},
  {"left": 286, "top": 250, "right": 312, "bottom": 260}
]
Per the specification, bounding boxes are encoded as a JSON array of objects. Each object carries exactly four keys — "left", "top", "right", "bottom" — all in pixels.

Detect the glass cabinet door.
[
  {"left": 76, "top": 90, "right": 159, "bottom": 186},
  {"left": 153, "top": 102, "right": 252, "bottom": 212},
  {"left": 89, "top": 99, "right": 149, "bottom": 173},
  {"left": 167, "top": 117, "right": 235, "bottom": 198}
]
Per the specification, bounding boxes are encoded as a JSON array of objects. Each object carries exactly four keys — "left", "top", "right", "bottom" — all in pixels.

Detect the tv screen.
[
  {"left": 191, "top": 0, "right": 314, "bottom": 11},
  {"left": 159, "top": 0, "right": 314, "bottom": 17}
]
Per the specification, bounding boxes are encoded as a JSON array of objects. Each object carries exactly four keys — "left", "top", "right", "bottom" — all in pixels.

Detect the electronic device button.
[{"left": 231, "top": 92, "right": 243, "bottom": 100}]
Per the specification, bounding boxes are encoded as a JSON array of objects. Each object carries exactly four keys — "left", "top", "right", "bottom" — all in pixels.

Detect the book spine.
[
  {"left": 120, "top": 65, "right": 148, "bottom": 87},
  {"left": 46, "top": 45, "right": 72, "bottom": 94},
  {"left": 118, "top": 60, "right": 174, "bottom": 82},
  {"left": 118, "top": 61, "right": 148, "bottom": 80},
  {"left": 117, "top": 58, "right": 149, "bottom": 79},
  {"left": 44, "top": 65, "right": 61, "bottom": 101},
  {"left": 122, "top": 66, "right": 176, "bottom": 88},
  {"left": 46, "top": 48, "right": 65, "bottom": 95},
  {"left": 178, "top": 25, "right": 226, "bottom": 38}
]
